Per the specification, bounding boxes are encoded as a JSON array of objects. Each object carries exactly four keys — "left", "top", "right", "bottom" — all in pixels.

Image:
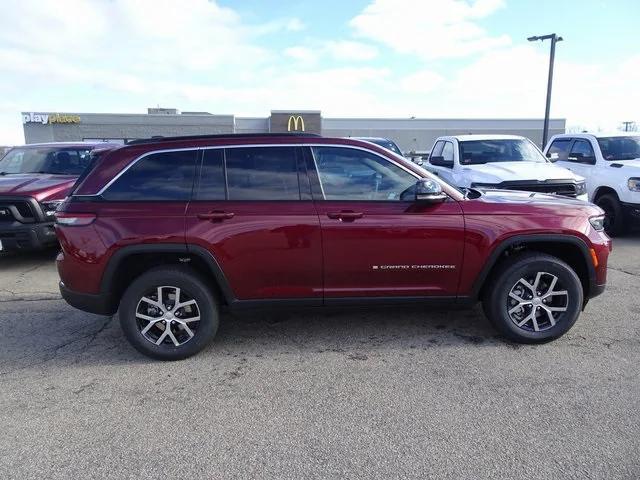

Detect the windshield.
[
  {"left": 597, "top": 136, "right": 640, "bottom": 161},
  {"left": 0, "top": 147, "right": 92, "bottom": 175},
  {"left": 365, "top": 139, "right": 403, "bottom": 156},
  {"left": 459, "top": 139, "right": 548, "bottom": 165}
]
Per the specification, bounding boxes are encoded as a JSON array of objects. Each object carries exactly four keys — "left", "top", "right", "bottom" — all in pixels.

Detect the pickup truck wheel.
[
  {"left": 119, "top": 266, "right": 219, "bottom": 360},
  {"left": 483, "top": 253, "right": 583, "bottom": 344},
  {"left": 595, "top": 193, "right": 625, "bottom": 236}
]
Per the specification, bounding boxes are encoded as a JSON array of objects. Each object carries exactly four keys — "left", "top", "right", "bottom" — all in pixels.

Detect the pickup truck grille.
[
  {"left": 496, "top": 181, "right": 578, "bottom": 197},
  {"left": 0, "top": 200, "right": 36, "bottom": 223}
]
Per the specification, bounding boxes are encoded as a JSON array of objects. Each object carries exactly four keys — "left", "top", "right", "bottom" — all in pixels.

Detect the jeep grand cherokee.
[{"left": 55, "top": 134, "right": 610, "bottom": 360}]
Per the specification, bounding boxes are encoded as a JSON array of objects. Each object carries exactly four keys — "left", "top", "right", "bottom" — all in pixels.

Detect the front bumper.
[
  {"left": 0, "top": 221, "right": 58, "bottom": 252},
  {"left": 621, "top": 202, "right": 640, "bottom": 226}
]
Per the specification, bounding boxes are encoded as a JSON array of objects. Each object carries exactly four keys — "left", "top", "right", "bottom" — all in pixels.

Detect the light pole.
[{"left": 528, "top": 33, "right": 563, "bottom": 148}]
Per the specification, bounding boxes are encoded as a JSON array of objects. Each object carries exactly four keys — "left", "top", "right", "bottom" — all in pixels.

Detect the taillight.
[{"left": 54, "top": 212, "right": 96, "bottom": 226}]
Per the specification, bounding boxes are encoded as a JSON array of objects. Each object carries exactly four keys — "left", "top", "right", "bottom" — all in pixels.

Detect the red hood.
[{"left": 0, "top": 173, "right": 77, "bottom": 202}]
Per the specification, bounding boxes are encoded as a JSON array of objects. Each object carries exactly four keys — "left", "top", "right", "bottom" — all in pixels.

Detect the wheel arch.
[
  {"left": 473, "top": 234, "right": 596, "bottom": 302},
  {"left": 100, "top": 243, "right": 236, "bottom": 313},
  {"left": 593, "top": 185, "right": 618, "bottom": 202}
]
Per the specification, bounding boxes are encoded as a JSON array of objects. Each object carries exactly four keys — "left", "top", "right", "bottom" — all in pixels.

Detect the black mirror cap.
[
  {"left": 415, "top": 179, "right": 447, "bottom": 203},
  {"left": 429, "top": 155, "right": 451, "bottom": 167}
]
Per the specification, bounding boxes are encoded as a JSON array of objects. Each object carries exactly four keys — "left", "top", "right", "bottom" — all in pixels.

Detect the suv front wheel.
[
  {"left": 119, "top": 266, "right": 220, "bottom": 360},
  {"left": 483, "top": 253, "right": 584, "bottom": 343}
]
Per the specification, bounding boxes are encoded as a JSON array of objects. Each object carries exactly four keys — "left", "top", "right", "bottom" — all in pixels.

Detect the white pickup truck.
[
  {"left": 544, "top": 133, "right": 640, "bottom": 235},
  {"left": 423, "top": 134, "right": 588, "bottom": 201}
]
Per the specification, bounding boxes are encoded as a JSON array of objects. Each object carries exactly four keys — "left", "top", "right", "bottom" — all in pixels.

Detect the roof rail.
[{"left": 126, "top": 132, "right": 321, "bottom": 146}]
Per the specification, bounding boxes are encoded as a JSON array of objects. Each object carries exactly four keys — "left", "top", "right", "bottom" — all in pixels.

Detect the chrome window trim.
[{"left": 76, "top": 143, "right": 441, "bottom": 199}]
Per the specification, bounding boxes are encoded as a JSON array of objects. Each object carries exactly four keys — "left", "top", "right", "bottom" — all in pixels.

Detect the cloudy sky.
[{"left": 1, "top": 0, "right": 638, "bottom": 144}]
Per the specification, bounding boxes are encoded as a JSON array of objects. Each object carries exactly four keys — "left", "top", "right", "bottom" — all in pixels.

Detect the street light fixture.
[{"left": 528, "top": 33, "right": 563, "bottom": 148}]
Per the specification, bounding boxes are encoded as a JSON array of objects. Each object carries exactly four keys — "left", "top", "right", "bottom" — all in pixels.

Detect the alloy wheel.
[
  {"left": 507, "top": 272, "right": 569, "bottom": 332},
  {"left": 135, "top": 285, "right": 201, "bottom": 346}
]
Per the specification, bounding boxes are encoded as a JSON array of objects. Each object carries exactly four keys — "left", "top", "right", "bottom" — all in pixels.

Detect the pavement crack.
[{"left": 608, "top": 267, "right": 640, "bottom": 277}]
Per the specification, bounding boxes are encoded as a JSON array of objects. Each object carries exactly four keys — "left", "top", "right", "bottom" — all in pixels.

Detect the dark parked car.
[
  {"left": 0, "top": 142, "right": 118, "bottom": 252},
  {"left": 351, "top": 137, "right": 403, "bottom": 156},
  {"left": 55, "top": 134, "right": 610, "bottom": 360}
]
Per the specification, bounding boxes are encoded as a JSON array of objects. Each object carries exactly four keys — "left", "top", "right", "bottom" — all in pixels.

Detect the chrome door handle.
[
  {"left": 327, "top": 211, "right": 364, "bottom": 221},
  {"left": 197, "top": 211, "right": 235, "bottom": 221}
]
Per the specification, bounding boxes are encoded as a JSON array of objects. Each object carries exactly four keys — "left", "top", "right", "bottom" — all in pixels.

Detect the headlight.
[
  {"left": 41, "top": 200, "right": 64, "bottom": 217},
  {"left": 589, "top": 215, "right": 605, "bottom": 231},
  {"left": 628, "top": 178, "right": 640, "bottom": 192},
  {"left": 575, "top": 181, "right": 587, "bottom": 196}
]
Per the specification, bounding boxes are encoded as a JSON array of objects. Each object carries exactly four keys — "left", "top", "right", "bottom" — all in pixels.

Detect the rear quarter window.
[{"left": 102, "top": 150, "right": 197, "bottom": 201}]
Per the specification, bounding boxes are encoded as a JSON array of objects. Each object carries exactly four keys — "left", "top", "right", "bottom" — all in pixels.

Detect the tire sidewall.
[
  {"left": 488, "top": 256, "right": 583, "bottom": 343},
  {"left": 119, "top": 268, "right": 219, "bottom": 360},
  {"left": 596, "top": 194, "right": 623, "bottom": 236}
]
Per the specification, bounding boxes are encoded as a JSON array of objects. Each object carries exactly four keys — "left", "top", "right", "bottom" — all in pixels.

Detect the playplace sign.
[{"left": 22, "top": 112, "right": 81, "bottom": 125}]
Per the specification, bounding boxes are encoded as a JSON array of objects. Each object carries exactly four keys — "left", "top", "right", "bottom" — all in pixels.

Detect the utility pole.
[{"left": 528, "top": 34, "right": 563, "bottom": 147}]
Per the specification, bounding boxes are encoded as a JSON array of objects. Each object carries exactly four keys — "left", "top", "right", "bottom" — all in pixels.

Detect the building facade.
[{"left": 21, "top": 109, "right": 565, "bottom": 150}]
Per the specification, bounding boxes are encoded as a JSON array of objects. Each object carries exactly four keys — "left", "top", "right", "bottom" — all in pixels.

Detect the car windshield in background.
[
  {"left": 459, "top": 139, "right": 548, "bottom": 165},
  {"left": 597, "top": 136, "right": 640, "bottom": 161},
  {"left": 365, "top": 139, "right": 403, "bottom": 155},
  {"left": 0, "top": 147, "right": 92, "bottom": 175}
]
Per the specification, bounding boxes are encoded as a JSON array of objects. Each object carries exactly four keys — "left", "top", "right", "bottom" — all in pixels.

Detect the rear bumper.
[
  {"left": 0, "top": 221, "right": 58, "bottom": 252},
  {"left": 59, "top": 281, "right": 116, "bottom": 316}
]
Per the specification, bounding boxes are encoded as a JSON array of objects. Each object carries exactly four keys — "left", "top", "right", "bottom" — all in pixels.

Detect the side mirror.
[
  {"left": 568, "top": 153, "right": 596, "bottom": 164},
  {"left": 429, "top": 155, "right": 451, "bottom": 167},
  {"left": 415, "top": 179, "right": 447, "bottom": 204}
]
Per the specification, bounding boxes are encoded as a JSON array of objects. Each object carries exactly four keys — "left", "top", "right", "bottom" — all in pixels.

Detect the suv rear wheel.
[
  {"left": 483, "top": 253, "right": 583, "bottom": 343},
  {"left": 119, "top": 266, "right": 219, "bottom": 360}
]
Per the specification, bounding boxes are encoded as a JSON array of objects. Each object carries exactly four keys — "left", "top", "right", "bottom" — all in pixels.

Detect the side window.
[
  {"left": 547, "top": 139, "right": 572, "bottom": 161},
  {"left": 570, "top": 139, "right": 595, "bottom": 162},
  {"left": 102, "top": 150, "right": 196, "bottom": 201},
  {"left": 196, "top": 149, "right": 225, "bottom": 200},
  {"left": 312, "top": 146, "right": 417, "bottom": 201},
  {"left": 441, "top": 142, "right": 454, "bottom": 164},
  {"left": 431, "top": 141, "right": 444, "bottom": 157},
  {"left": 226, "top": 147, "right": 300, "bottom": 200}
]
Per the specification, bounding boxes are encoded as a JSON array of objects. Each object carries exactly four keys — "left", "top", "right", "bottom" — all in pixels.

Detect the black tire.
[
  {"left": 482, "top": 253, "right": 584, "bottom": 344},
  {"left": 595, "top": 193, "right": 626, "bottom": 236},
  {"left": 119, "top": 266, "right": 219, "bottom": 360}
]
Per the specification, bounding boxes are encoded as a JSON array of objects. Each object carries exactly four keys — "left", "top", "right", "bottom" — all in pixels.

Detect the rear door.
[
  {"left": 307, "top": 145, "right": 465, "bottom": 301},
  {"left": 185, "top": 146, "right": 322, "bottom": 304}
]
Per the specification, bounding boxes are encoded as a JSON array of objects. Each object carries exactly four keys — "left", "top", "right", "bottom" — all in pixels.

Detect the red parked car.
[
  {"left": 55, "top": 134, "right": 611, "bottom": 360},
  {"left": 0, "top": 142, "right": 118, "bottom": 252}
]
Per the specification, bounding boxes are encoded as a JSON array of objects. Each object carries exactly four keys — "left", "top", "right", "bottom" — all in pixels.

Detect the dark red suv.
[
  {"left": 55, "top": 134, "right": 611, "bottom": 360},
  {"left": 0, "top": 142, "right": 117, "bottom": 252}
]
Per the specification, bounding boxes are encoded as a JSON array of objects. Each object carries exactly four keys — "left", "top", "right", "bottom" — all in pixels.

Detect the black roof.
[{"left": 126, "top": 132, "right": 321, "bottom": 146}]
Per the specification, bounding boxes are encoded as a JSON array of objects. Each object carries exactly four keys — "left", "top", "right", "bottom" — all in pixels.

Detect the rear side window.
[
  {"left": 569, "top": 139, "right": 595, "bottom": 161},
  {"left": 547, "top": 139, "right": 572, "bottom": 161},
  {"left": 196, "top": 149, "right": 225, "bottom": 200},
  {"left": 225, "top": 147, "right": 300, "bottom": 200},
  {"left": 441, "top": 142, "right": 454, "bottom": 163},
  {"left": 102, "top": 150, "right": 197, "bottom": 201}
]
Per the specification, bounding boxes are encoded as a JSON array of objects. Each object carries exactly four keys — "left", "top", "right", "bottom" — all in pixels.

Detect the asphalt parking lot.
[{"left": 0, "top": 238, "right": 639, "bottom": 479}]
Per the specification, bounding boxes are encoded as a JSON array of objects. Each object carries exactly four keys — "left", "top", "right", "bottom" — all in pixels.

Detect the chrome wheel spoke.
[
  {"left": 543, "top": 308, "right": 556, "bottom": 326},
  {"left": 136, "top": 285, "right": 201, "bottom": 347},
  {"left": 507, "top": 271, "right": 569, "bottom": 333},
  {"left": 140, "top": 318, "right": 162, "bottom": 335},
  {"left": 177, "top": 321, "right": 195, "bottom": 338}
]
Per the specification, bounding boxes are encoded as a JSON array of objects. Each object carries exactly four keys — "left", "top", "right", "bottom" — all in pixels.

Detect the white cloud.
[
  {"left": 400, "top": 70, "right": 445, "bottom": 94},
  {"left": 0, "top": 0, "right": 637, "bottom": 144},
  {"left": 350, "top": 0, "right": 510, "bottom": 59},
  {"left": 284, "top": 46, "right": 319, "bottom": 65},
  {"left": 324, "top": 41, "right": 378, "bottom": 61},
  {"left": 286, "top": 18, "right": 306, "bottom": 31}
]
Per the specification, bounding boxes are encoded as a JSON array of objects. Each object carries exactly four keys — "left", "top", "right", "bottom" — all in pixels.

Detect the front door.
[
  {"left": 307, "top": 145, "right": 465, "bottom": 300},
  {"left": 185, "top": 146, "right": 322, "bottom": 304}
]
